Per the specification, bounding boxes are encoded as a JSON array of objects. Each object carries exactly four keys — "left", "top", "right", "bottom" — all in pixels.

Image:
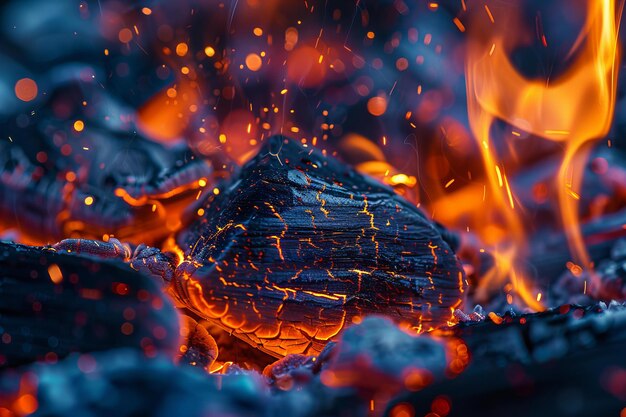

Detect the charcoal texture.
[
  {"left": 388, "top": 303, "right": 626, "bottom": 417},
  {"left": 175, "top": 136, "right": 467, "bottom": 357},
  {"left": 0, "top": 80, "right": 212, "bottom": 245},
  {"left": 0, "top": 241, "right": 180, "bottom": 368}
]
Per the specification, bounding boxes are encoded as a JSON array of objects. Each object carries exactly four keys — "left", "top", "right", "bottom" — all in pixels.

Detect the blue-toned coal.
[
  {"left": 0, "top": 80, "right": 213, "bottom": 246},
  {"left": 0, "top": 240, "right": 180, "bottom": 369},
  {"left": 0, "top": 349, "right": 272, "bottom": 417},
  {"left": 174, "top": 136, "right": 467, "bottom": 357}
]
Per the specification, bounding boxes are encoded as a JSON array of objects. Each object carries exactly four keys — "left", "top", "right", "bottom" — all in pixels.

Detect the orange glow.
[
  {"left": 342, "top": 133, "right": 419, "bottom": 200},
  {"left": 367, "top": 95, "right": 388, "bottom": 116},
  {"left": 14, "top": 394, "right": 37, "bottom": 415},
  {"left": 163, "top": 235, "right": 186, "bottom": 266},
  {"left": 389, "top": 403, "right": 415, "bottom": 417},
  {"left": 245, "top": 53, "right": 263, "bottom": 71},
  {"left": 0, "top": 374, "right": 38, "bottom": 416},
  {"left": 286, "top": 45, "right": 327, "bottom": 88},
  {"left": 461, "top": 0, "right": 623, "bottom": 308},
  {"left": 47, "top": 264, "right": 63, "bottom": 284},
  {"left": 219, "top": 109, "right": 260, "bottom": 164},
  {"left": 73, "top": 120, "right": 85, "bottom": 132},
  {"left": 137, "top": 80, "right": 200, "bottom": 142},
  {"left": 14, "top": 78, "right": 38, "bottom": 102}
]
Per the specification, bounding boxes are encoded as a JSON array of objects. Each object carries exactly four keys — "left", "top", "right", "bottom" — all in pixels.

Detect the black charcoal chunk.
[
  {"left": 0, "top": 241, "right": 180, "bottom": 368},
  {"left": 175, "top": 136, "right": 466, "bottom": 357}
]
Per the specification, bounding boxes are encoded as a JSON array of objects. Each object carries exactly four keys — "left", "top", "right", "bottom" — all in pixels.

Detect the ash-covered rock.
[
  {"left": 0, "top": 80, "right": 213, "bottom": 246},
  {"left": 261, "top": 316, "right": 450, "bottom": 417}
]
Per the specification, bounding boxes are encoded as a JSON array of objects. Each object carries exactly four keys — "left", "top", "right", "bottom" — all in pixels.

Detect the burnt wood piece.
[
  {"left": 174, "top": 136, "right": 466, "bottom": 357},
  {"left": 0, "top": 80, "right": 212, "bottom": 246},
  {"left": 387, "top": 304, "right": 626, "bottom": 417},
  {"left": 0, "top": 240, "right": 180, "bottom": 368}
]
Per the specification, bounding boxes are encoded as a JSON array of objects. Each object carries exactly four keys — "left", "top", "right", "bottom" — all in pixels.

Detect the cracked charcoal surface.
[
  {"left": 175, "top": 136, "right": 467, "bottom": 357},
  {"left": 1, "top": 301, "right": 624, "bottom": 417},
  {"left": 0, "top": 241, "right": 180, "bottom": 368}
]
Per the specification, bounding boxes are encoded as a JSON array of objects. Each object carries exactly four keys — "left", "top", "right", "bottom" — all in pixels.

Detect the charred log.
[
  {"left": 0, "top": 81, "right": 213, "bottom": 246},
  {"left": 174, "top": 136, "right": 467, "bottom": 357}
]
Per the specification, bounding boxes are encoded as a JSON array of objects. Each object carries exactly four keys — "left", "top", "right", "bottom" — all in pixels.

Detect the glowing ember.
[{"left": 14, "top": 78, "right": 38, "bottom": 102}]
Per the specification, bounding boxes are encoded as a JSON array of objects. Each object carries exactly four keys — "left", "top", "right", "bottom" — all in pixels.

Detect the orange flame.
[{"left": 464, "top": 0, "right": 623, "bottom": 307}]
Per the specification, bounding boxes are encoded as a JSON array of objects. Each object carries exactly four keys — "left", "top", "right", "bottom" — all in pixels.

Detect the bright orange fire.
[{"left": 460, "top": 0, "right": 623, "bottom": 308}]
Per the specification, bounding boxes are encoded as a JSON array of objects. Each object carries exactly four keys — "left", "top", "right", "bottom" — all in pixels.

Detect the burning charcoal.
[
  {"left": 0, "top": 80, "right": 213, "bottom": 246},
  {"left": 0, "top": 241, "right": 180, "bottom": 368},
  {"left": 177, "top": 315, "right": 218, "bottom": 371},
  {"left": 175, "top": 136, "right": 467, "bottom": 358},
  {"left": 201, "top": 320, "right": 276, "bottom": 371},
  {"left": 0, "top": 349, "right": 270, "bottom": 417},
  {"left": 388, "top": 304, "right": 626, "bottom": 417}
]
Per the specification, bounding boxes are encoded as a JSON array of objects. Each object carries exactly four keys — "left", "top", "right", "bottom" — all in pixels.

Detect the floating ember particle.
[
  {"left": 367, "top": 95, "right": 388, "bottom": 116},
  {"left": 175, "top": 43, "right": 189, "bottom": 57},
  {"left": 118, "top": 28, "right": 133, "bottom": 43},
  {"left": 204, "top": 46, "right": 216, "bottom": 57},
  {"left": 14, "top": 78, "right": 38, "bottom": 102},
  {"left": 47, "top": 263, "right": 63, "bottom": 284},
  {"left": 245, "top": 53, "right": 262, "bottom": 71}
]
